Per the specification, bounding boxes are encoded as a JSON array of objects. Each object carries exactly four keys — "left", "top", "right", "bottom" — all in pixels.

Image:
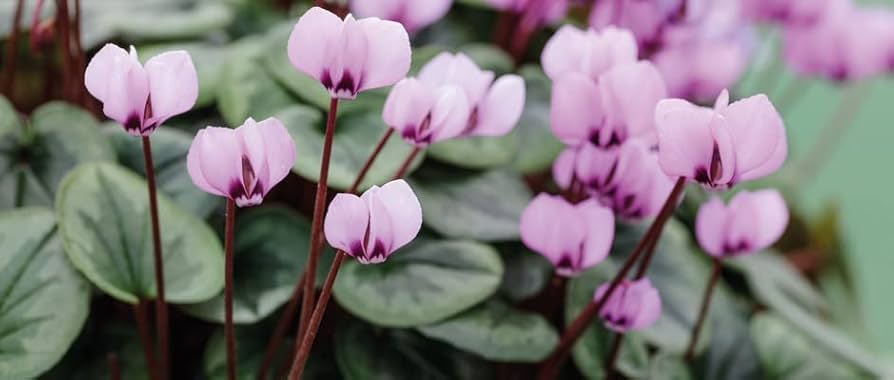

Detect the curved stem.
[
  {"left": 141, "top": 136, "right": 168, "bottom": 380},
  {"left": 298, "top": 98, "right": 339, "bottom": 342},
  {"left": 133, "top": 301, "right": 159, "bottom": 380},
  {"left": 604, "top": 334, "right": 623, "bottom": 380},
  {"left": 224, "top": 199, "right": 237, "bottom": 380},
  {"left": 258, "top": 126, "right": 392, "bottom": 380},
  {"left": 392, "top": 147, "right": 421, "bottom": 180},
  {"left": 537, "top": 177, "right": 686, "bottom": 379},
  {"left": 287, "top": 252, "right": 346, "bottom": 380},
  {"left": 684, "top": 258, "right": 721, "bottom": 361}
]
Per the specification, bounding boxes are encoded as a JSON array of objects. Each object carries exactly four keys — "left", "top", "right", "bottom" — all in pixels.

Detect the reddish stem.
[
  {"left": 1, "top": 0, "right": 24, "bottom": 97},
  {"left": 604, "top": 333, "right": 623, "bottom": 380},
  {"left": 298, "top": 98, "right": 339, "bottom": 347},
  {"left": 258, "top": 127, "right": 392, "bottom": 380},
  {"left": 287, "top": 252, "right": 346, "bottom": 380},
  {"left": 133, "top": 301, "right": 160, "bottom": 380},
  {"left": 107, "top": 352, "right": 122, "bottom": 380},
  {"left": 392, "top": 147, "right": 421, "bottom": 180},
  {"left": 684, "top": 258, "right": 722, "bottom": 361},
  {"left": 224, "top": 199, "right": 237, "bottom": 380},
  {"left": 537, "top": 177, "right": 686, "bottom": 379},
  {"left": 141, "top": 137, "right": 168, "bottom": 380},
  {"left": 55, "top": 0, "right": 73, "bottom": 100}
]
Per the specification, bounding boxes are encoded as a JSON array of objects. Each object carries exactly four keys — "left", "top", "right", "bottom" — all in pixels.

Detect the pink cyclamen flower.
[
  {"left": 382, "top": 78, "right": 471, "bottom": 147},
  {"left": 350, "top": 0, "right": 452, "bottom": 33},
  {"left": 186, "top": 118, "right": 296, "bottom": 207},
  {"left": 696, "top": 189, "right": 788, "bottom": 258},
  {"left": 288, "top": 7, "right": 411, "bottom": 100},
  {"left": 655, "top": 90, "right": 787, "bottom": 190},
  {"left": 741, "top": 0, "right": 835, "bottom": 26},
  {"left": 607, "top": 141, "right": 675, "bottom": 219},
  {"left": 541, "top": 25, "right": 637, "bottom": 81},
  {"left": 589, "top": 0, "right": 686, "bottom": 53},
  {"left": 418, "top": 52, "right": 525, "bottom": 137},
  {"left": 552, "top": 143, "right": 620, "bottom": 194},
  {"left": 324, "top": 179, "right": 422, "bottom": 264},
  {"left": 550, "top": 61, "right": 667, "bottom": 147},
  {"left": 594, "top": 278, "right": 662, "bottom": 332},
  {"left": 84, "top": 44, "right": 197, "bottom": 136},
  {"left": 520, "top": 194, "right": 615, "bottom": 277}
]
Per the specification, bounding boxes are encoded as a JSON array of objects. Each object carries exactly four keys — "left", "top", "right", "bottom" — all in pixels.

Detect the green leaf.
[
  {"left": 410, "top": 169, "right": 531, "bottom": 241},
  {"left": 417, "top": 300, "right": 558, "bottom": 362},
  {"left": 41, "top": 323, "right": 150, "bottom": 380},
  {"left": 106, "top": 126, "right": 220, "bottom": 218},
  {"left": 336, "top": 320, "right": 493, "bottom": 380},
  {"left": 692, "top": 294, "right": 761, "bottom": 380},
  {"left": 56, "top": 162, "right": 224, "bottom": 304},
  {"left": 217, "top": 39, "right": 297, "bottom": 126},
  {"left": 459, "top": 44, "right": 515, "bottom": 73},
  {"left": 0, "top": 208, "right": 90, "bottom": 379},
  {"left": 750, "top": 313, "right": 868, "bottom": 380},
  {"left": 498, "top": 247, "right": 553, "bottom": 301},
  {"left": 648, "top": 353, "right": 693, "bottom": 380},
  {"left": 428, "top": 135, "right": 519, "bottom": 170},
  {"left": 203, "top": 315, "right": 340, "bottom": 380},
  {"left": 510, "top": 65, "right": 563, "bottom": 173},
  {"left": 333, "top": 240, "right": 504, "bottom": 327},
  {"left": 181, "top": 207, "right": 333, "bottom": 324},
  {"left": 138, "top": 42, "right": 229, "bottom": 108},
  {"left": 278, "top": 106, "right": 424, "bottom": 191},
  {"left": 115, "top": 1, "right": 234, "bottom": 42},
  {"left": 565, "top": 263, "right": 650, "bottom": 379},
  {"left": 0, "top": 100, "right": 114, "bottom": 209}
]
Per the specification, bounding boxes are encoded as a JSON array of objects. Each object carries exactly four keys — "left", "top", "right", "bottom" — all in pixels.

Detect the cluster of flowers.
[{"left": 520, "top": 25, "right": 790, "bottom": 334}]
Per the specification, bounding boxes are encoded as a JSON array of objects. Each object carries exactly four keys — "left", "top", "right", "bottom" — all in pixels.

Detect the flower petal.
[
  {"left": 599, "top": 61, "right": 667, "bottom": 144},
  {"left": 749, "top": 189, "right": 789, "bottom": 252},
  {"left": 85, "top": 44, "right": 149, "bottom": 129},
  {"left": 577, "top": 199, "right": 615, "bottom": 269},
  {"left": 655, "top": 99, "right": 718, "bottom": 179},
  {"left": 550, "top": 73, "right": 603, "bottom": 146},
  {"left": 324, "top": 193, "right": 370, "bottom": 257},
  {"left": 144, "top": 50, "right": 198, "bottom": 129},
  {"left": 541, "top": 25, "right": 589, "bottom": 80},
  {"left": 695, "top": 196, "right": 728, "bottom": 257},
  {"left": 723, "top": 94, "right": 787, "bottom": 182},
  {"left": 186, "top": 127, "right": 242, "bottom": 198},
  {"left": 372, "top": 179, "right": 422, "bottom": 254},
  {"left": 428, "top": 85, "right": 471, "bottom": 143},
  {"left": 472, "top": 74, "right": 525, "bottom": 137},
  {"left": 382, "top": 78, "right": 436, "bottom": 144},
  {"left": 251, "top": 117, "right": 296, "bottom": 195},
  {"left": 628, "top": 278, "right": 662, "bottom": 330},
  {"left": 552, "top": 147, "right": 577, "bottom": 190},
  {"left": 520, "top": 194, "right": 587, "bottom": 271},
  {"left": 418, "top": 52, "right": 494, "bottom": 105},
  {"left": 288, "top": 7, "right": 344, "bottom": 84},
  {"left": 357, "top": 17, "right": 411, "bottom": 91}
]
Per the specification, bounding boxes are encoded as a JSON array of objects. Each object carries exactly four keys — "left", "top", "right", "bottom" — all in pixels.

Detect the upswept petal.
[
  {"left": 541, "top": 25, "right": 589, "bottom": 80},
  {"left": 747, "top": 189, "right": 789, "bottom": 252},
  {"left": 599, "top": 61, "right": 667, "bottom": 143},
  {"left": 552, "top": 147, "right": 577, "bottom": 190},
  {"left": 577, "top": 199, "right": 615, "bottom": 269},
  {"left": 374, "top": 179, "right": 423, "bottom": 253},
  {"left": 628, "top": 278, "right": 662, "bottom": 330},
  {"left": 186, "top": 127, "right": 243, "bottom": 198},
  {"left": 357, "top": 17, "right": 411, "bottom": 91},
  {"left": 144, "top": 50, "right": 198, "bottom": 128},
  {"left": 403, "top": 0, "right": 453, "bottom": 31},
  {"left": 86, "top": 44, "right": 149, "bottom": 128},
  {"left": 324, "top": 193, "right": 371, "bottom": 257},
  {"left": 253, "top": 117, "right": 296, "bottom": 193},
  {"left": 520, "top": 194, "right": 587, "bottom": 270},
  {"left": 654, "top": 99, "right": 717, "bottom": 179},
  {"left": 550, "top": 73, "right": 603, "bottom": 145},
  {"left": 235, "top": 118, "right": 268, "bottom": 195},
  {"left": 472, "top": 74, "right": 525, "bottom": 137},
  {"left": 287, "top": 7, "right": 344, "bottom": 84},
  {"left": 695, "top": 196, "right": 728, "bottom": 257},
  {"left": 723, "top": 94, "right": 787, "bottom": 182},
  {"left": 382, "top": 78, "right": 436, "bottom": 139},
  {"left": 575, "top": 142, "right": 620, "bottom": 191},
  {"left": 428, "top": 85, "right": 471, "bottom": 143},
  {"left": 597, "top": 27, "right": 639, "bottom": 73},
  {"left": 418, "top": 52, "right": 494, "bottom": 105},
  {"left": 363, "top": 188, "right": 395, "bottom": 263}
]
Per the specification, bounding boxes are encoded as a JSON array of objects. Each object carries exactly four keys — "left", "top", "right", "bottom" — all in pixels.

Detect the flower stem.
[
  {"left": 258, "top": 126, "right": 392, "bottom": 380},
  {"left": 286, "top": 143, "right": 422, "bottom": 379},
  {"left": 604, "top": 333, "right": 623, "bottom": 380},
  {"left": 133, "top": 300, "right": 159, "bottom": 380},
  {"left": 298, "top": 98, "right": 339, "bottom": 343},
  {"left": 1, "top": 0, "right": 24, "bottom": 97},
  {"left": 392, "top": 147, "right": 421, "bottom": 180},
  {"left": 141, "top": 136, "right": 168, "bottom": 380},
  {"left": 536, "top": 177, "right": 686, "bottom": 380},
  {"left": 287, "top": 251, "right": 346, "bottom": 380},
  {"left": 684, "top": 258, "right": 721, "bottom": 361},
  {"left": 224, "top": 199, "right": 237, "bottom": 380},
  {"left": 107, "top": 352, "right": 122, "bottom": 380}
]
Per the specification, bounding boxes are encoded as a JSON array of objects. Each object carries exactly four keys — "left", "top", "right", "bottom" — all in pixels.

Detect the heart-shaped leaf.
[
  {"left": 566, "top": 263, "right": 650, "bottom": 379},
  {"left": 217, "top": 37, "right": 298, "bottom": 126},
  {"left": 336, "top": 320, "right": 493, "bottom": 380},
  {"left": 181, "top": 207, "right": 333, "bottom": 324},
  {"left": 692, "top": 291, "right": 761, "bottom": 380},
  {"left": 56, "top": 162, "right": 224, "bottom": 304},
  {"left": 333, "top": 239, "right": 503, "bottom": 327},
  {"left": 410, "top": 169, "right": 531, "bottom": 241},
  {"left": 106, "top": 126, "right": 220, "bottom": 218},
  {"left": 278, "top": 106, "right": 424, "bottom": 191},
  {"left": 417, "top": 300, "right": 559, "bottom": 362},
  {"left": 648, "top": 353, "right": 693, "bottom": 380},
  {"left": 0, "top": 100, "right": 114, "bottom": 209},
  {"left": 428, "top": 135, "right": 519, "bottom": 170},
  {"left": 0, "top": 208, "right": 90, "bottom": 379}
]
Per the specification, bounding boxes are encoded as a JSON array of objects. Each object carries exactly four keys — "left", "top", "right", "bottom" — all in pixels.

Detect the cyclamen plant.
[{"left": 3, "top": 0, "right": 893, "bottom": 379}]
